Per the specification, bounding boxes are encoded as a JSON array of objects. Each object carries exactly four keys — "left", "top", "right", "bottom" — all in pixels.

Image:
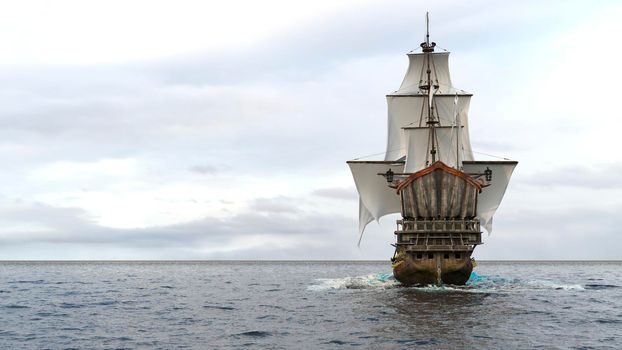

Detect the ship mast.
[
  {"left": 420, "top": 12, "right": 438, "bottom": 164},
  {"left": 455, "top": 94, "right": 460, "bottom": 168}
]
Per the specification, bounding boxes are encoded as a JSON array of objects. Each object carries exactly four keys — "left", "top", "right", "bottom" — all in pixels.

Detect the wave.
[
  {"left": 233, "top": 330, "right": 272, "bottom": 338},
  {"left": 308, "top": 272, "right": 586, "bottom": 292}
]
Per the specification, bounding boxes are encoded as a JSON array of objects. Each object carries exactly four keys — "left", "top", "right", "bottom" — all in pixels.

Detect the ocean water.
[{"left": 0, "top": 261, "right": 620, "bottom": 349}]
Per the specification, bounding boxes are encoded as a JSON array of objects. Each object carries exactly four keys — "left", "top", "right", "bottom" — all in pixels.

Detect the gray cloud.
[
  {"left": 0, "top": 200, "right": 372, "bottom": 259},
  {"left": 189, "top": 164, "right": 223, "bottom": 175},
  {"left": 249, "top": 197, "right": 300, "bottom": 214},
  {"left": 478, "top": 205, "right": 622, "bottom": 260},
  {"left": 520, "top": 163, "right": 622, "bottom": 189},
  {"left": 311, "top": 187, "right": 357, "bottom": 200}
]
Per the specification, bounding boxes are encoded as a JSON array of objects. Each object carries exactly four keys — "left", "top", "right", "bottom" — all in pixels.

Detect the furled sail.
[
  {"left": 463, "top": 161, "right": 518, "bottom": 233},
  {"left": 403, "top": 126, "right": 474, "bottom": 172},
  {"left": 385, "top": 94, "right": 472, "bottom": 161},
  {"left": 347, "top": 161, "right": 405, "bottom": 236}
]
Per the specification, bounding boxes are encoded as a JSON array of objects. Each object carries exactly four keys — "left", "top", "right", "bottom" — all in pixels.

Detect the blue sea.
[{"left": 0, "top": 261, "right": 620, "bottom": 349}]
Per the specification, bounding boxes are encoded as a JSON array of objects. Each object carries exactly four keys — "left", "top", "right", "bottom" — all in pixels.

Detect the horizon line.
[{"left": 0, "top": 259, "right": 620, "bottom": 263}]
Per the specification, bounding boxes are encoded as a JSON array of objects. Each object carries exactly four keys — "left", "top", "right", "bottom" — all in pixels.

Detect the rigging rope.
[
  {"left": 352, "top": 147, "right": 404, "bottom": 160},
  {"left": 471, "top": 150, "right": 511, "bottom": 160},
  {"left": 391, "top": 82, "right": 469, "bottom": 95},
  {"left": 408, "top": 46, "right": 449, "bottom": 53},
  {"left": 352, "top": 148, "right": 511, "bottom": 161}
]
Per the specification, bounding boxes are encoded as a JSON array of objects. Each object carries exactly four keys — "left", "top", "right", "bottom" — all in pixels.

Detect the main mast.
[
  {"left": 420, "top": 12, "right": 438, "bottom": 165},
  {"left": 391, "top": 13, "right": 483, "bottom": 285}
]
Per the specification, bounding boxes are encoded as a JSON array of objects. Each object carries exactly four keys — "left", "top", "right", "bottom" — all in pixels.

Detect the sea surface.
[{"left": 0, "top": 261, "right": 621, "bottom": 349}]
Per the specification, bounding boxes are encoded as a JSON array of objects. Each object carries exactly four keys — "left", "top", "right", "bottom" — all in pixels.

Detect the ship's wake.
[
  {"left": 308, "top": 273, "right": 399, "bottom": 291},
  {"left": 464, "top": 272, "right": 584, "bottom": 292},
  {"left": 308, "top": 272, "right": 585, "bottom": 292}
]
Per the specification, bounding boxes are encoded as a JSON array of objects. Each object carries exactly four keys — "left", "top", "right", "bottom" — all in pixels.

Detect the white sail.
[
  {"left": 385, "top": 95, "right": 472, "bottom": 161},
  {"left": 347, "top": 161, "right": 404, "bottom": 234},
  {"left": 463, "top": 161, "right": 517, "bottom": 233},
  {"left": 358, "top": 199, "right": 375, "bottom": 243},
  {"left": 403, "top": 126, "right": 474, "bottom": 172},
  {"left": 395, "top": 52, "right": 456, "bottom": 95}
]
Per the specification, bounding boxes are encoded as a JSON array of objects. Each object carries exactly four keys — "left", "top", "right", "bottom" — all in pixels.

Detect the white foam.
[
  {"left": 309, "top": 272, "right": 585, "bottom": 292},
  {"left": 308, "top": 274, "right": 399, "bottom": 291}
]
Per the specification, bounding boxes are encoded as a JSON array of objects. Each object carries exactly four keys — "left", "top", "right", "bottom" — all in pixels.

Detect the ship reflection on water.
[{"left": 355, "top": 288, "right": 507, "bottom": 346}]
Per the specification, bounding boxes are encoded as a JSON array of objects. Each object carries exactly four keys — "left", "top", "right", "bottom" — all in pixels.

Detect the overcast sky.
[{"left": 0, "top": 0, "right": 620, "bottom": 260}]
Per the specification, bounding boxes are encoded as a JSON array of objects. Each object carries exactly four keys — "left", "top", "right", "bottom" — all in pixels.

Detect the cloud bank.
[{"left": 0, "top": 1, "right": 621, "bottom": 259}]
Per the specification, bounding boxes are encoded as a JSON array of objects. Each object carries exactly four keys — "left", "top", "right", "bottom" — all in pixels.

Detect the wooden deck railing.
[
  {"left": 396, "top": 219, "right": 480, "bottom": 233},
  {"left": 394, "top": 219, "right": 482, "bottom": 250}
]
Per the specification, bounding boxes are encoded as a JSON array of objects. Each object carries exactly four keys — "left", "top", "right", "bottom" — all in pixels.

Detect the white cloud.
[
  {"left": 31, "top": 158, "right": 139, "bottom": 182},
  {"left": 0, "top": 0, "right": 361, "bottom": 65}
]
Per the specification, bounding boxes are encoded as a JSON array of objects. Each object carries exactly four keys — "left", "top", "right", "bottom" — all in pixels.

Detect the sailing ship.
[{"left": 347, "top": 15, "right": 517, "bottom": 285}]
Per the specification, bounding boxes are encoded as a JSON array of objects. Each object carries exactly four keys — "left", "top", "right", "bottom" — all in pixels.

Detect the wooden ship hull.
[
  {"left": 392, "top": 249, "right": 474, "bottom": 286},
  {"left": 391, "top": 162, "right": 483, "bottom": 286}
]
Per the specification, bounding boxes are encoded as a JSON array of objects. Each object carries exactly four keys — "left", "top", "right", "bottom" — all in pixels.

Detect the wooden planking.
[
  {"left": 440, "top": 170, "right": 449, "bottom": 218},
  {"left": 460, "top": 181, "right": 469, "bottom": 218},
  {"left": 454, "top": 177, "right": 465, "bottom": 217},
  {"left": 401, "top": 184, "right": 410, "bottom": 218},
  {"left": 415, "top": 178, "right": 431, "bottom": 218},
  {"left": 467, "top": 186, "right": 477, "bottom": 217},
  {"left": 428, "top": 174, "right": 437, "bottom": 217},
  {"left": 402, "top": 168, "right": 478, "bottom": 219},
  {"left": 409, "top": 185, "right": 418, "bottom": 218}
]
